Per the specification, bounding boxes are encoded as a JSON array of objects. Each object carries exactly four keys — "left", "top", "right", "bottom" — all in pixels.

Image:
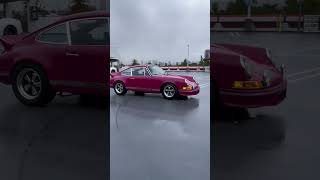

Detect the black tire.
[
  {"left": 114, "top": 81, "right": 127, "bottom": 95},
  {"left": 161, "top": 83, "right": 178, "bottom": 100},
  {"left": 3, "top": 25, "right": 18, "bottom": 36},
  {"left": 11, "top": 64, "right": 56, "bottom": 106}
]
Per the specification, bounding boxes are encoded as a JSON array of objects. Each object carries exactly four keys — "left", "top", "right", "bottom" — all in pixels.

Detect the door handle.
[
  {"left": 129, "top": 77, "right": 135, "bottom": 80},
  {"left": 66, "top": 52, "right": 79, "bottom": 57}
]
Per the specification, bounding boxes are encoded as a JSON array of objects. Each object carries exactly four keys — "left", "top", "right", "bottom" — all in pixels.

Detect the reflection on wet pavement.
[
  {"left": 110, "top": 73, "right": 210, "bottom": 180},
  {"left": 0, "top": 86, "right": 107, "bottom": 180}
]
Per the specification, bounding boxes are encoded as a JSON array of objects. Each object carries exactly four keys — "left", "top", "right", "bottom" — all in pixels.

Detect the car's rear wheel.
[
  {"left": 162, "top": 83, "right": 177, "bottom": 100},
  {"left": 114, "top": 81, "right": 127, "bottom": 95},
  {"left": 12, "top": 64, "right": 56, "bottom": 106}
]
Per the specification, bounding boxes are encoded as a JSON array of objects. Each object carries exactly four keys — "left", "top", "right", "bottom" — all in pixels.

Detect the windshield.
[{"left": 148, "top": 65, "right": 166, "bottom": 75}]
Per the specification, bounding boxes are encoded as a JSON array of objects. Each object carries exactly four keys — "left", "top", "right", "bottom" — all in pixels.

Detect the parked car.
[
  {"left": 110, "top": 65, "right": 200, "bottom": 100},
  {"left": 110, "top": 58, "right": 120, "bottom": 73},
  {"left": 0, "top": 18, "right": 23, "bottom": 36},
  {"left": 211, "top": 43, "right": 287, "bottom": 108},
  {"left": 0, "top": 11, "right": 109, "bottom": 106}
]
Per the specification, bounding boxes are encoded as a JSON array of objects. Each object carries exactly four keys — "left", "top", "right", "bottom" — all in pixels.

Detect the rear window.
[
  {"left": 37, "top": 23, "right": 68, "bottom": 44},
  {"left": 122, "top": 68, "right": 131, "bottom": 76}
]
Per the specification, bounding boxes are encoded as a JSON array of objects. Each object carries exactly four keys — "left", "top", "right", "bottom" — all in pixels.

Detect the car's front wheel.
[
  {"left": 162, "top": 83, "right": 177, "bottom": 100},
  {"left": 11, "top": 64, "right": 56, "bottom": 106},
  {"left": 114, "top": 81, "right": 127, "bottom": 95}
]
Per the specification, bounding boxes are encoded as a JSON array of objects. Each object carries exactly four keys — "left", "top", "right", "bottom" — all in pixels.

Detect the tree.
[
  {"left": 199, "top": 56, "right": 204, "bottom": 66},
  {"left": 70, "top": 0, "right": 95, "bottom": 14},
  {"left": 181, "top": 59, "right": 188, "bottom": 66},
  {"left": 131, "top": 59, "right": 139, "bottom": 65},
  {"left": 225, "top": 0, "right": 247, "bottom": 15},
  {"left": 304, "top": 0, "right": 320, "bottom": 14}
]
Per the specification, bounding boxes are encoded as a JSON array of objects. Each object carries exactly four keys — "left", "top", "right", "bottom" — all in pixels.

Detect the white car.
[{"left": 0, "top": 18, "right": 23, "bottom": 36}]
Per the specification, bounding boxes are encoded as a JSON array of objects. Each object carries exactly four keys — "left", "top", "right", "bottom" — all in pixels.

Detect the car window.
[
  {"left": 122, "top": 68, "right": 132, "bottom": 76},
  {"left": 38, "top": 23, "right": 68, "bottom": 44},
  {"left": 132, "top": 68, "right": 145, "bottom": 76},
  {"left": 70, "top": 18, "right": 108, "bottom": 45}
]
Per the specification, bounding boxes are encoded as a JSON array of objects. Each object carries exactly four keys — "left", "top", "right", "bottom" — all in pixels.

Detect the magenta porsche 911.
[
  {"left": 211, "top": 43, "right": 287, "bottom": 108},
  {"left": 110, "top": 65, "right": 200, "bottom": 100},
  {"left": 0, "top": 11, "right": 109, "bottom": 106}
]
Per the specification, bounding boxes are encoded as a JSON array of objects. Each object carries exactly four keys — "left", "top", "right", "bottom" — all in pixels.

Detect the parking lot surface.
[
  {"left": 110, "top": 72, "right": 210, "bottom": 180},
  {"left": 213, "top": 32, "right": 320, "bottom": 180},
  {"left": 0, "top": 87, "right": 108, "bottom": 180}
]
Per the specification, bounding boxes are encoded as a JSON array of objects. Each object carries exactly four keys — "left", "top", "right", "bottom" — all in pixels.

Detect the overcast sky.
[{"left": 111, "top": 0, "right": 210, "bottom": 64}]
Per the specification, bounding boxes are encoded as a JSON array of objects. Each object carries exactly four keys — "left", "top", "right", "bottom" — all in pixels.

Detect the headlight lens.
[{"left": 183, "top": 79, "right": 194, "bottom": 90}]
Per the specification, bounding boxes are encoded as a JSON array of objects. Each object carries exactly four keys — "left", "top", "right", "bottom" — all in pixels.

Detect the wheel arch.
[
  {"left": 160, "top": 81, "right": 177, "bottom": 92},
  {"left": 10, "top": 60, "right": 48, "bottom": 83}
]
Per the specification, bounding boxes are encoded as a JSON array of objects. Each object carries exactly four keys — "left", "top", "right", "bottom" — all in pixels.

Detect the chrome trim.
[{"left": 66, "top": 21, "right": 71, "bottom": 45}]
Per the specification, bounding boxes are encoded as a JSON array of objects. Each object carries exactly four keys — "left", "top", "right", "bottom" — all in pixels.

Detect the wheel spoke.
[
  {"left": 24, "top": 75, "right": 31, "bottom": 82},
  {"left": 31, "top": 86, "right": 38, "bottom": 95},
  {"left": 34, "top": 81, "right": 41, "bottom": 87},
  {"left": 31, "top": 72, "right": 38, "bottom": 82}
]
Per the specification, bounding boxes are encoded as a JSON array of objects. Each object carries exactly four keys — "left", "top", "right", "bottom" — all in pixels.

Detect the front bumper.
[
  {"left": 179, "top": 85, "right": 200, "bottom": 96},
  {"left": 220, "top": 80, "right": 287, "bottom": 108}
]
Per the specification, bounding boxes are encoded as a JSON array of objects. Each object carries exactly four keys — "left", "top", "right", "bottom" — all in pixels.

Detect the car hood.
[
  {"left": 160, "top": 74, "right": 197, "bottom": 83},
  {"left": 212, "top": 43, "right": 271, "bottom": 65}
]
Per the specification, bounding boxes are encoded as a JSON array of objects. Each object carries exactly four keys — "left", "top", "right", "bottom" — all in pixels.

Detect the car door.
[
  {"left": 128, "top": 67, "right": 149, "bottom": 92},
  {"left": 36, "top": 22, "right": 71, "bottom": 86},
  {"left": 64, "top": 17, "right": 109, "bottom": 95}
]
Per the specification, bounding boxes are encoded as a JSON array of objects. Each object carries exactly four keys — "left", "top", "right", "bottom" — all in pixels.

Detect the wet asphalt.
[
  {"left": 0, "top": 71, "right": 210, "bottom": 180},
  {"left": 110, "top": 72, "right": 210, "bottom": 180},
  {"left": 213, "top": 32, "right": 320, "bottom": 180},
  {"left": 0, "top": 86, "right": 108, "bottom": 180}
]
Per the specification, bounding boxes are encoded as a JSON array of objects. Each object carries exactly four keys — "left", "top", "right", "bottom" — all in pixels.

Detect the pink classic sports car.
[
  {"left": 0, "top": 11, "right": 109, "bottom": 106},
  {"left": 110, "top": 65, "right": 200, "bottom": 100},
  {"left": 211, "top": 43, "right": 287, "bottom": 108}
]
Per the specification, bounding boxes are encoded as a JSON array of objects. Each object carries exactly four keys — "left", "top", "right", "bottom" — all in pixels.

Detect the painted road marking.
[
  {"left": 288, "top": 72, "right": 320, "bottom": 83},
  {"left": 287, "top": 66, "right": 320, "bottom": 78}
]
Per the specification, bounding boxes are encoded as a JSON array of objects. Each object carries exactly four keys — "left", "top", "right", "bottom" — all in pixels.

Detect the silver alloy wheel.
[
  {"left": 163, "top": 84, "right": 175, "bottom": 98},
  {"left": 16, "top": 68, "right": 42, "bottom": 100},
  {"left": 115, "top": 82, "right": 124, "bottom": 94}
]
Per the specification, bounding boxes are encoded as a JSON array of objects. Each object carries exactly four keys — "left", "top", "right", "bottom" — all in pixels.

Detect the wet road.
[
  {"left": 110, "top": 72, "right": 210, "bottom": 180},
  {"left": 213, "top": 32, "right": 320, "bottom": 180},
  {"left": 0, "top": 86, "right": 108, "bottom": 180}
]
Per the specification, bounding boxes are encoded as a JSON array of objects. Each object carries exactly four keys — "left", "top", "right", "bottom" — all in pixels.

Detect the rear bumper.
[
  {"left": 179, "top": 86, "right": 200, "bottom": 96},
  {"left": 220, "top": 80, "right": 287, "bottom": 108}
]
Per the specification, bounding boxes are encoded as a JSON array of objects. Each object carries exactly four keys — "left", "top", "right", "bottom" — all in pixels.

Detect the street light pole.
[
  {"left": 187, "top": 44, "right": 190, "bottom": 69},
  {"left": 297, "top": 0, "right": 303, "bottom": 32}
]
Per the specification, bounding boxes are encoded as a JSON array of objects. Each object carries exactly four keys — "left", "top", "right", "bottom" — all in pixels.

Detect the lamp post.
[
  {"left": 297, "top": 0, "right": 303, "bottom": 32},
  {"left": 187, "top": 44, "right": 190, "bottom": 69}
]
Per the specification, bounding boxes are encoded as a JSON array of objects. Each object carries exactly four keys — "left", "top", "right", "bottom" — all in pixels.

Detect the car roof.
[
  {"left": 127, "top": 65, "right": 149, "bottom": 68},
  {"left": 56, "top": 10, "right": 109, "bottom": 23}
]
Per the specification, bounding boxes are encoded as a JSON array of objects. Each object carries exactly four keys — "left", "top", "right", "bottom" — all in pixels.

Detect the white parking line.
[
  {"left": 287, "top": 66, "right": 320, "bottom": 78},
  {"left": 199, "top": 83, "right": 210, "bottom": 88},
  {"left": 288, "top": 72, "right": 320, "bottom": 83}
]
